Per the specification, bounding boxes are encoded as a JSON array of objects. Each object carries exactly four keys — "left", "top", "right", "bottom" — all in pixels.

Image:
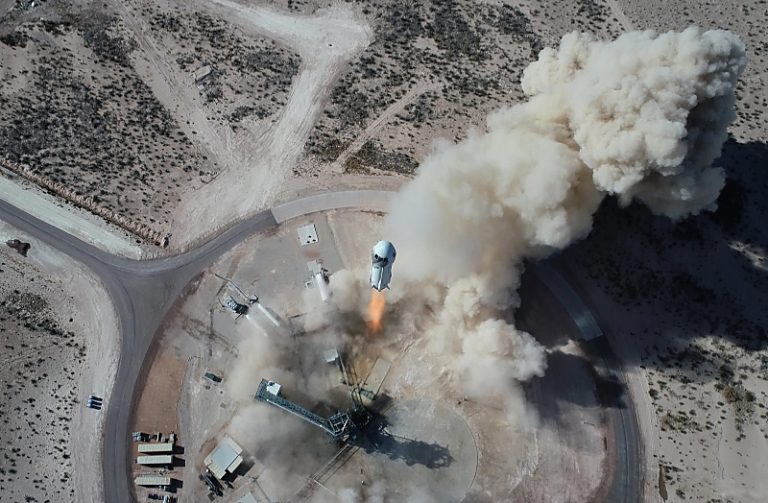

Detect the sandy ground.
[
  {"left": 0, "top": 175, "right": 143, "bottom": 258},
  {"left": 559, "top": 129, "right": 768, "bottom": 503},
  {"left": 130, "top": 345, "right": 186, "bottom": 500},
  {"left": 168, "top": 0, "right": 372, "bottom": 251},
  {"left": 1, "top": 0, "right": 766, "bottom": 263},
  {"left": 0, "top": 220, "right": 119, "bottom": 502}
]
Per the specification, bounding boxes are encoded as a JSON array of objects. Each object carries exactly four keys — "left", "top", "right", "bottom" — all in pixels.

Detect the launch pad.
[{"left": 146, "top": 210, "right": 547, "bottom": 502}]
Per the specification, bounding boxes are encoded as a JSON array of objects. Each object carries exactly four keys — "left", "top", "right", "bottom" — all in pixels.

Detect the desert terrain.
[
  {"left": 0, "top": 0, "right": 767, "bottom": 502},
  {"left": 0, "top": 221, "right": 118, "bottom": 503}
]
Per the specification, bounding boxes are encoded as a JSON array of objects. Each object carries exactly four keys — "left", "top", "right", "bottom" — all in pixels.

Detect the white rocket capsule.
[{"left": 370, "top": 240, "right": 396, "bottom": 291}]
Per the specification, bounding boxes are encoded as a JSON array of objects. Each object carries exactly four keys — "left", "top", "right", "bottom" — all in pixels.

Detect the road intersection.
[{"left": 0, "top": 191, "right": 640, "bottom": 503}]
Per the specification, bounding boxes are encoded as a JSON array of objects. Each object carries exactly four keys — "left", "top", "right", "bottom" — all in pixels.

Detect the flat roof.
[
  {"left": 237, "top": 493, "right": 259, "bottom": 503},
  {"left": 297, "top": 223, "right": 318, "bottom": 246},
  {"left": 204, "top": 436, "right": 244, "bottom": 479},
  {"left": 135, "top": 476, "right": 171, "bottom": 486},
  {"left": 137, "top": 455, "right": 173, "bottom": 465},
  {"left": 138, "top": 442, "right": 174, "bottom": 453}
]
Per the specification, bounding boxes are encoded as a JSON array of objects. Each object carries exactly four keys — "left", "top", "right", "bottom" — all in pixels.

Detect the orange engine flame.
[{"left": 367, "top": 290, "right": 386, "bottom": 333}]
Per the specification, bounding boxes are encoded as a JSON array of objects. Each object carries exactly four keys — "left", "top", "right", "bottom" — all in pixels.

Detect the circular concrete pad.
[{"left": 361, "top": 398, "right": 478, "bottom": 502}]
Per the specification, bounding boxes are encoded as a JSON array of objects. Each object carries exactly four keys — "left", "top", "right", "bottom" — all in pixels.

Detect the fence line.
[{"left": 0, "top": 158, "right": 167, "bottom": 247}]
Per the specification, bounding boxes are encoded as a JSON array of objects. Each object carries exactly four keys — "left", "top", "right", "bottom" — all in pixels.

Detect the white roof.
[
  {"left": 134, "top": 475, "right": 171, "bottom": 486},
  {"left": 266, "top": 381, "right": 281, "bottom": 396},
  {"left": 137, "top": 455, "right": 173, "bottom": 465},
  {"left": 297, "top": 224, "right": 318, "bottom": 246},
  {"left": 138, "top": 442, "right": 174, "bottom": 453},
  {"left": 205, "top": 436, "right": 244, "bottom": 479},
  {"left": 192, "top": 65, "right": 213, "bottom": 82}
]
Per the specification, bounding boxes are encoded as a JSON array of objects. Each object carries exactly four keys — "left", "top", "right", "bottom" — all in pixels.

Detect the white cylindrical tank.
[
  {"left": 314, "top": 272, "right": 332, "bottom": 302},
  {"left": 255, "top": 302, "right": 281, "bottom": 327}
]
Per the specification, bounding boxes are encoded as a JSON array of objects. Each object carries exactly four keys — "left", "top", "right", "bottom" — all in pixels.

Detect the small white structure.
[
  {"left": 297, "top": 223, "right": 318, "bottom": 246},
  {"left": 307, "top": 260, "right": 331, "bottom": 302},
  {"left": 323, "top": 349, "right": 339, "bottom": 364},
  {"left": 134, "top": 475, "right": 171, "bottom": 487},
  {"left": 192, "top": 65, "right": 213, "bottom": 83},
  {"left": 137, "top": 455, "right": 173, "bottom": 466},
  {"left": 265, "top": 381, "right": 281, "bottom": 397},
  {"left": 138, "top": 442, "right": 174, "bottom": 454},
  {"left": 204, "top": 436, "right": 244, "bottom": 480}
]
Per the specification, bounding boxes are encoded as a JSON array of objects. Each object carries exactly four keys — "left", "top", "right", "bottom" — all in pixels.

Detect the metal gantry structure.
[{"left": 254, "top": 379, "right": 353, "bottom": 441}]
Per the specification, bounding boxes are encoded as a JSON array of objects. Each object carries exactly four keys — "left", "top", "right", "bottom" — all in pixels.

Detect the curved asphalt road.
[
  {"left": 532, "top": 262, "right": 642, "bottom": 503},
  {"left": 0, "top": 191, "right": 389, "bottom": 503},
  {"left": 0, "top": 189, "right": 639, "bottom": 502}
]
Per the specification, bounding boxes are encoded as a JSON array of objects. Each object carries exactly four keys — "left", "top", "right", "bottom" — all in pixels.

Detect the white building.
[{"left": 204, "top": 436, "right": 244, "bottom": 480}]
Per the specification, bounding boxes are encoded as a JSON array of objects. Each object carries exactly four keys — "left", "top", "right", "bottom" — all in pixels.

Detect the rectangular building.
[
  {"left": 138, "top": 442, "right": 174, "bottom": 454},
  {"left": 137, "top": 455, "right": 174, "bottom": 466},
  {"left": 134, "top": 475, "right": 172, "bottom": 487},
  {"left": 204, "top": 436, "right": 244, "bottom": 480}
]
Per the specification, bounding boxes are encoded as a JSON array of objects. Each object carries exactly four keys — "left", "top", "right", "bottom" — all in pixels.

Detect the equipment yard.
[{"left": 1, "top": 0, "right": 768, "bottom": 502}]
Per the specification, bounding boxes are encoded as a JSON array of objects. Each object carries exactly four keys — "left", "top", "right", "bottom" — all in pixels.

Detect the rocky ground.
[
  {"left": 0, "top": 0, "right": 302, "bottom": 243},
  {"left": 296, "top": 0, "right": 631, "bottom": 178},
  {"left": 2, "top": 0, "right": 768, "bottom": 501},
  {"left": 555, "top": 1, "right": 768, "bottom": 500}
]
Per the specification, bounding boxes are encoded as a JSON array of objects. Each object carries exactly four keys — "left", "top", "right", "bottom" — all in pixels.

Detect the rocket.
[{"left": 370, "top": 240, "right": 396, "bottom": 291}]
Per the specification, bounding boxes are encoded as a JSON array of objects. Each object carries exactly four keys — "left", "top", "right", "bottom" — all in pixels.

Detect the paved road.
[
  {"left": 0, "top": 190, "right": 640, "bottom": 503},
  {"left": 532, "top": 262, "right": 642, "bottom": 503},
  {"left": 0, "top": 191, "right": 389, "bottom": 503},
  {"left": 535, "top": 262, "right": 603, "bottom": 340}
]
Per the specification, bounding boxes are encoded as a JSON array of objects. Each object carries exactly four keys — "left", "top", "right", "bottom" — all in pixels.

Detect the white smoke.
[
  {"left": 521, "top": 28, "right": 746, "bottom": 217},
  {"left": 220, "top": 26, "right": 746, "bottom": 497},
  {"left": 385, "top": 27, "right": 745, "bottom": 402}
]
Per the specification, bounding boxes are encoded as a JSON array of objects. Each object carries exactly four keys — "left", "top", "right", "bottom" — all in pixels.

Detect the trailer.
[
  {"left": 138, "top": 442, "right": 174, "bottom": 454},
  {"left": 137, "top": 455, "right": 174, "bottom": 466},
  {"left": 134, "top": 475, "right": 172, "bottom": 487}
]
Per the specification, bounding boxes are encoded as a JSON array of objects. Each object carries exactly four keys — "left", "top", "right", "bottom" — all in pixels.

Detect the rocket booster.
[{"left": 370, "top": 240, "right": 396, "bottom": 291}]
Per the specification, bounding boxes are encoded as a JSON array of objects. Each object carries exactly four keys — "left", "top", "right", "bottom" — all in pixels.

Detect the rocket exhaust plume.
[
  {"left": 223, "top": 28, "right": 745, "bottom": 499},
  {"left": 367, "top": 290, "right": 386, "bottom": 333},
  {"left": 382, "top": 27, "right": 746, "bottom": 403}
]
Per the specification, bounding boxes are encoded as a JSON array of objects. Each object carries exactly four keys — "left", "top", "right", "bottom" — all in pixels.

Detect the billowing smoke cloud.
[
  {"left": 221, "top": 27, "right": 745, "bottom": 500},
  {"left": 385, "top": 27, "right": 745, "bottom": 402},
  {"left": 521, "top": 28, "right": 746, "bottom": 217}
]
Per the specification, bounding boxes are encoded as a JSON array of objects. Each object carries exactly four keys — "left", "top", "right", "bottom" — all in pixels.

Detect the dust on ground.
[{"left": 133, "top": 209, "right": 610, "bottom": 502}]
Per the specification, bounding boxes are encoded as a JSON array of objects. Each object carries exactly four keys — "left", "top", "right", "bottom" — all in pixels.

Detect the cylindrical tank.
[{"left": 314, "top": 272, "right": 332, "bottom": 302}]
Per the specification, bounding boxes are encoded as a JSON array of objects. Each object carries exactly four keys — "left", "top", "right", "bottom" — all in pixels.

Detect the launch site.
[{"left": 0, "top": 0, "right": 767, "bottom": 502}]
